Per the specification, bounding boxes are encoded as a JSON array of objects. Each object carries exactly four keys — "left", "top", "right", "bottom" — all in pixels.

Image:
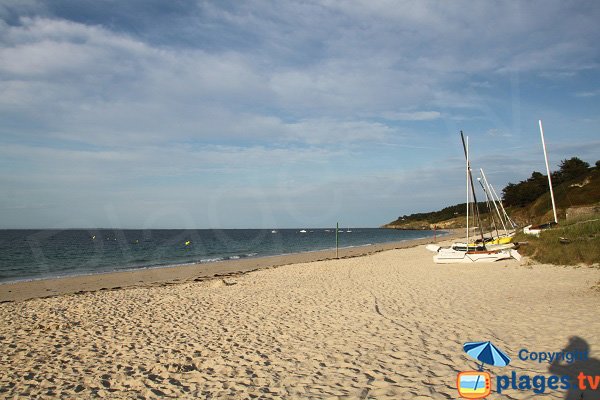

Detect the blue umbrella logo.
[
  {"left": 461, "top": 341, "right": 511, "bottom": 396},
  {"left": 464, "top": 341, "right": 511, "bottom": 371}
]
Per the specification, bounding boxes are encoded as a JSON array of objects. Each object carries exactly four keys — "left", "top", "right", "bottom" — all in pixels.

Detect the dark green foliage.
[
  {"left": 502, "top": 171, "right": 548, "bottom": 207},
  {"left": 394, "top": 202, "right": 487, "bottom": 225},
  {"left": 502, "top": 157, "right": 592, "bottom": 207},
  {"left": 555, "top": 157, "right": 590, "bottom": 182},
  {"left": 386, "top": 155, "right": 599, "bottom": 229}
]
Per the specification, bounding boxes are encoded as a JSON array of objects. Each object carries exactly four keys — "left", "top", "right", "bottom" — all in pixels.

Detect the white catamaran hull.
[{"left": 433, "top": 248, "right": 513, "bottom": 263}]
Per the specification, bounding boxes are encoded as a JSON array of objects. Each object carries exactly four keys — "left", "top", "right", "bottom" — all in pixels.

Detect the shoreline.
[
  {"left": 0, "top": 231, "right": 449, "bottom": 285},
  {"left": 1, "top": 230, "right": 598, "bottom": 398},
  {"left": 0, "top": 230, "right": 461, "bottom": 303}
]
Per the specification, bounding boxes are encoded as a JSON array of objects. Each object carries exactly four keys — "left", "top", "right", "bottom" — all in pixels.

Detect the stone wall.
[{"left": 565, "top": 204, "right": 600, "bottom": 220}]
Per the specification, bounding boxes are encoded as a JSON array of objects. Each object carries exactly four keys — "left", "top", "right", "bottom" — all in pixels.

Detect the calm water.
[{"left": 0, "top": 228, "right": 441, "bottom": 283}]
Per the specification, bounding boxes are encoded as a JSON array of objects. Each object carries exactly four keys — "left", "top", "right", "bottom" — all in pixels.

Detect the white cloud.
[
  {"left": 486, "top": 128, "right": 513, "bottom": 138},
  {"left": 283, "top": 118, "right": 395, "bottom": 144},
  {"left": 383, "top": 111, "right": 441, "bottom": 121},
  {"left": 1, "top": 2, "right": 600, "bottom": 227},
  {"left": 574, "top": 89, "right": 600, "bottom": 98}
]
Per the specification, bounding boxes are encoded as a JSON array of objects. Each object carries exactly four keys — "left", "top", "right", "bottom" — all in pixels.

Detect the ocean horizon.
[{"left": 0, "top": 228, "right": 443, "bottom": 284}]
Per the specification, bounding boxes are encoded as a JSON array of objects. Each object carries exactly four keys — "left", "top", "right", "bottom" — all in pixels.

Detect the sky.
[{"left": 0, "top": 0, "right": 599, "bottom": 229}]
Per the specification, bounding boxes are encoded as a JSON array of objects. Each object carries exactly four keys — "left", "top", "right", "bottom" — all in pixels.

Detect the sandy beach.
[{"left": 1, "top": 239, "right": 599, "bottom": 399}]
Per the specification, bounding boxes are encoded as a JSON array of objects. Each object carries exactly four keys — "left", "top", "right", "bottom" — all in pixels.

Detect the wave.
[{"left": 199, "top": 252, "right": 259, "bottom": 264}]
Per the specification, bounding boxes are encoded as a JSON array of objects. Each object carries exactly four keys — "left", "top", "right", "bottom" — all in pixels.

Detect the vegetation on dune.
[
  {"left": 508, "top": 167, "right": 600, "bottom": 225},
  {"left": 514, "top": 215, "right": 600, "bottom": 266},
  {"left": 390, "top": 202, "right": 487, "bottom": 227},
  {"left": 385, "top": 156, "right": 600, "bottom": 229},
  {"left": 502, "top": 157, "right": 594, "bottom": 208}
]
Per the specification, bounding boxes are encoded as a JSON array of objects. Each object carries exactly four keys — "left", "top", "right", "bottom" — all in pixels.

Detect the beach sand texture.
[{"left": 1, "top": 243, "right": 599, "bottom": 399}]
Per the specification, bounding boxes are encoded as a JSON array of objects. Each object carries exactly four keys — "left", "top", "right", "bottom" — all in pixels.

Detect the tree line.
[
  {"left": 501, "top": 157, "right": 597, "bottom": 207},
  {"left": 396, "top": 202, "right": 489, "bottom": 224},
  {"left": 393, "top": 157, "right": 597, "bottom": 224}
]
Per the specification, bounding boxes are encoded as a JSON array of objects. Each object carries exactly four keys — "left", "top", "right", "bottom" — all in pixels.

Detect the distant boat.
[
  {"left": 271, "top": 230, "right": 278, "bottom": 233},
  {"left": 299, "top": 230, "right": 307, "bottom": 233},
  {"left": 346, "top": 227, "right": 352, "bottom": 233}
]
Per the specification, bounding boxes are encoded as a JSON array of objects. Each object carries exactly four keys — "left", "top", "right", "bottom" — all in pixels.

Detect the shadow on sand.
[{"left": 548, "top": 336, "right": 600, "bottom": 399}]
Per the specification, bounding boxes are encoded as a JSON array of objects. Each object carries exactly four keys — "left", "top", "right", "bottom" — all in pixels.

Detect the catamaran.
[{"left": 427, "top": 132, "right": 521, "bottom": 263}]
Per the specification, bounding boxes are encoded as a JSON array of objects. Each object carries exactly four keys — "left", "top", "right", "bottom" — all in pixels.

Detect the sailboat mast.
[
  {"left": 489, "top": 182, "right": 517, "bottom": 230},
  {"left": 480, "top": 169, "right": 507, "bottom": 232},
  {"left": 466, "top": 136, "right": 469, "bottom": 245},
  {"left": 538, "top": 120, "right": 558, "bottom": 224},
  {"left": 460, "top": 131, "right": 485, "bottom": 243},
  {"left": 477, "top": 177, "right": 500, "bottom": 238}
]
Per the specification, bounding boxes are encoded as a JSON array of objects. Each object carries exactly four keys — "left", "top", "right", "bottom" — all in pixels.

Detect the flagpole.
[
  {"left": 336, "top": 222, "right": 339, "bottom": 258},
  {"left": 466, "top": 135, "right": 469, "bottom": 245}
]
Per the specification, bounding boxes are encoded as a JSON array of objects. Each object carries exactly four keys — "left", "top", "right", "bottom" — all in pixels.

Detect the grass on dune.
[{"left": 514, "top": 214, "right": 600, "bottom": 266}]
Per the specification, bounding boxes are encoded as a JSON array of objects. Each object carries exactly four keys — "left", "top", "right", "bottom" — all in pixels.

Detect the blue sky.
[{"left": 0, "top": 1, "right": 599, "bottom": 228}]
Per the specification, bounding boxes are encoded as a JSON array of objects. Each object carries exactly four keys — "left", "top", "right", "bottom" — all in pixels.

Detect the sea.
[{"left": 0, "top": 228, "right": 441, "bottom": 284}]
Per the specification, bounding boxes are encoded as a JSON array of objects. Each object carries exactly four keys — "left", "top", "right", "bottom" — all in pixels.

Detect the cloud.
[
  {"left": 0, "top": 142, "right": 343, "bottom": 183},
  {"left": 383, "top": 111, "right": 441, "bottom": 121},
  {"left": 1, "top": 2, "right": 600, "bottom": 227},
  {"left": 486, "top": 128, "right": 513, "bottom": 138},
  {"left": 574, "top": 89, "right": 600, "bottom": 98},
  {"left": 3, "top": 3, "right": 599, "bottom": 145},
  {"left": 283, "top": 118, "right": 396, "bottom": 144}
]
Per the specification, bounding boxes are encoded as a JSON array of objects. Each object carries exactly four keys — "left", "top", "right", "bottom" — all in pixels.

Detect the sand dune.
[{"left": 1, "top": 242, "right": 599, "bottom": 399}]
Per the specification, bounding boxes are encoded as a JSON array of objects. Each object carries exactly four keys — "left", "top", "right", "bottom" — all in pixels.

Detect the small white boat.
[
  {"left": 299, "top": 229, "right": 307, "bottom": 233},
  {"left": 523, "top": 225, "right": 540, "bottom": 236},
  {"left": 523, "top": 222, "right": 557, "bottom": 237},
  {"left": 271, "top": 230, "right": 277, "bottom": 234}
]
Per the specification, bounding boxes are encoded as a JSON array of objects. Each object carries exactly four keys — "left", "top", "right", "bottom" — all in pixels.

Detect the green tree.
[
  {"left": 502, "top": 171, "right": 549, "bottom": 207},
  {"left": 557, "top": 157, "right": 590, "bottom": 182}
]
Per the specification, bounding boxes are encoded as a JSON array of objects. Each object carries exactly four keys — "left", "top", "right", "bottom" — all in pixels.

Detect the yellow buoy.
[{"left": 185, "top": 240, "right": 191, "bottom": 246}]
